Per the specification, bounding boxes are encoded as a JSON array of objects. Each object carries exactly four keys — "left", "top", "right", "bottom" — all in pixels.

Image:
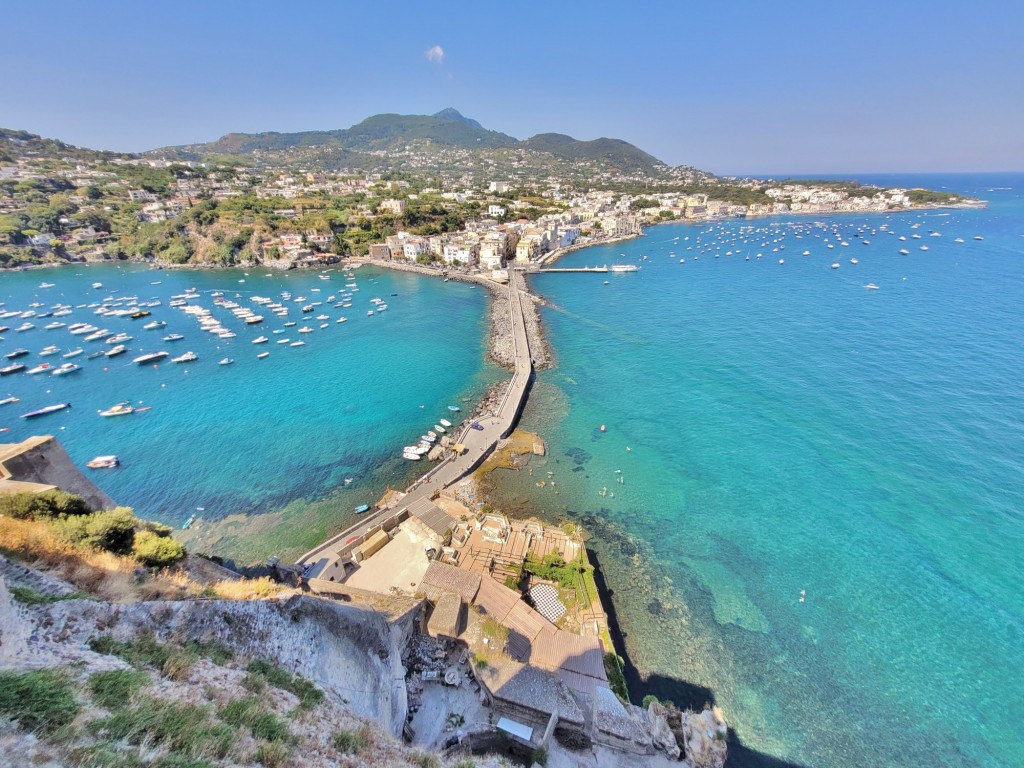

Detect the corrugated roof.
[{"left": 407, "top": 496, "right": 457, "bottom": 537}]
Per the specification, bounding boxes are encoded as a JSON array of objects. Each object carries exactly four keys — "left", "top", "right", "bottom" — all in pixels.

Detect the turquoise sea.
[
  {"left": 0, "top": 264, "right": 499, "bottom": 555},
  {"left": 482, "top": 173, "right": 1024, "bottom": 767}
]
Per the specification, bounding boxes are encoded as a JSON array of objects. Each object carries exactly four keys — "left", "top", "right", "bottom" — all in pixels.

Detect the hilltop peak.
[{"left": 432, "top": 108, "right": 483, "bottom": 130}]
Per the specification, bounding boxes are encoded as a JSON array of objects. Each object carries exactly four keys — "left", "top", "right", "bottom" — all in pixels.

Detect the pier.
[
  {"left": 298, "top": 271, "right": 535, "bottom": 574},
  {"left": 526, "top": 265, "right": 609, "bottom": 273}
]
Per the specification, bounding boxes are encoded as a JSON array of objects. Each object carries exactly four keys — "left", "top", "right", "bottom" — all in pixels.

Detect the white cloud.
[{"left": 425, "top": 45, "right": 445, "bottom": 64}]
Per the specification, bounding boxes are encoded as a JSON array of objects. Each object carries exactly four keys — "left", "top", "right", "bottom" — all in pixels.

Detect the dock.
[
  {"left": 526, "top": 265, "right": 609, "bottom": 273},
  {"left": 298, "top": 271, "right": 535, "bottom": 574}
]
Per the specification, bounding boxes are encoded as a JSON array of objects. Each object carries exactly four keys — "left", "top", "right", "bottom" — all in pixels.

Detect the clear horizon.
[{"left": 4, "top": 0, "right": 1022, "bottom": 175}]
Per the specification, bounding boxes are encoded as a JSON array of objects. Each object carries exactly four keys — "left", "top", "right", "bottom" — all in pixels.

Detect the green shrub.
[
  {"left": 9, "top": 586, "right": 87, "bottom": 604},
  {"left": 133, "top": 530, "right": 186, "bottom": 567},
  {"left": 331, "top": 723, "right": 371, "bottom": 754},
  {"left": 89, "top": 669, "right": 149, "bottom": 710},
  {"left": 89, "top": 698, "right": 234, "bottom": 760},
  {"left": 245, "top": 660, "right": 323, "bottom": 710},
  {"left": 531, "top": 745, "right": 548, "bottom": 766},
  {"left": 53, "top": 508, "right": 137, "bottom": 554},
  {"left": 0, "top": 490, "right": 90, "bottom": 520},
  {"left": 0, "top": 668, "right": 80, "bottom": 734},
  {"left": 604, "top": 653, "right": 629, "bottom": 703},
  {"left": 218, "top": 697, "right": 289, "bottom": 742}
]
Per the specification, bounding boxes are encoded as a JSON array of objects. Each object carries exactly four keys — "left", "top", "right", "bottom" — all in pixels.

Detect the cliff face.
[{"left": 0, "top": 574, "right": 417, "bottom": 737}]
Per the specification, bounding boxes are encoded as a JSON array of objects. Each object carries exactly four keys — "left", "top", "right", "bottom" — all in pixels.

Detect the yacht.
[
  {"left": 162, "top": 333, "right": 185, "bottom": 342},
  {"left": 86, "top": 455, "right": 118, "bottom": 469},
  {"left": 219, "top": 358, "right": 234, "bottom": 366},
  {"left": 172, "top": 351, "right": 198, "bottom": 363},
  {"left": 63, "top": 348, "right": 84, "bottom": 358},
  {"left": 27, "top": 363, "right": 53, "bottom": 375},
  {"left": 99, "top": 402, "right": 134, "bottom": 417},
  {"left": 52, "top": 363, "right": 81, "bottom": 376},
  {"left": 39, "top": 345, "right": 60, "bottom": 357},
  {"left": 134, "top": 351, "right": 169, "bottom": 364},
  {"left": 105, "top": 345, "right": 128, "bottom": 358},
  {"left": 252, "top": 336, "right": 269, "bottom": 344}
]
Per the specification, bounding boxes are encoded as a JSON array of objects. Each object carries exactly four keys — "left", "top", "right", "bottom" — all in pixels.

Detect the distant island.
[{"left": 0, "top": 109, "right": 979, "bottom": 270}]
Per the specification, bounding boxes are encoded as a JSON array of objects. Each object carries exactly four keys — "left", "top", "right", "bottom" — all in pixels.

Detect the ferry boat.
[
  {"left": 51, "top": 363, "right": 81, "bottom": 376},
  {"left": 22, "top": 403, "right": 71, "bottom": 419},
  {"left": 172, "top": 351, "right": 198, "bottom": 364},
  {"left": 609, "top": 264, "right": 639, "bottom": 272},
  {"left": 99, "top": 402, "right": 134, "bottom": 417},
  {"left": 133, "top": 351, "right": 169, "bottom": 364},
  {"left": 86, "top": 455, "right": 118, "bottom": 469}
]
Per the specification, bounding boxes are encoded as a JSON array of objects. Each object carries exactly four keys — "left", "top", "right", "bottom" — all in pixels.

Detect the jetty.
[
  {"left": 527, "top": 265, "right": 608, "bottom": 273},
  {"left": 298, "top": 270, "right": 535, "bottom": 575}
]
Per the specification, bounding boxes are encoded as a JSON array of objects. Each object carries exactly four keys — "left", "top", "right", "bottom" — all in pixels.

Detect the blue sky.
[{"left": 4, "top": 0, "right": 1022, "bottom": 174}]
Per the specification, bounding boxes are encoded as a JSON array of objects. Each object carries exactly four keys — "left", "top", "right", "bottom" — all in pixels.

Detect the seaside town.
[{"left": 0, "top": 124, "right": 969, "bottom": 273}]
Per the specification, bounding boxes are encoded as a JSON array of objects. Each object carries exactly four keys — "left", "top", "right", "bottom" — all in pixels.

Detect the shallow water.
[
  {"left": 485, "top": 174, "right": 1024, "bottom": 767},
  {"left": 0, "top": 264, "right": 500, "bottom": 557}
]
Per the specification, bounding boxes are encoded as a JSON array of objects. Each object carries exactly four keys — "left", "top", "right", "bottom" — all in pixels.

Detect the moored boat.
[
  {"left": 52, "top": 363, "right": 81, "bottom": 376},
  {"left": 21, "top": 403, "right": 71, "bottom": 419},
  {"left": 86, "top": 455, "right": 118, "bottom": 469},
  {"left": 99, "top": 402, "right": 134, "bottom": 417},
  {"left": 133, "top": 351, "right": 169, "bottom": 364},
  {"left": 439, "top": 418, "right": 452, "bottom": 428},
  {"left": 172, "top": 351, "right": 198, "bottom": 363}
]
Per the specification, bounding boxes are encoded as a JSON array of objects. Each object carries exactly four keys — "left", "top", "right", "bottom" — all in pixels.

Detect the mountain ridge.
[{"left": 153, "top": 109, "right": 667, "bottom": 174}]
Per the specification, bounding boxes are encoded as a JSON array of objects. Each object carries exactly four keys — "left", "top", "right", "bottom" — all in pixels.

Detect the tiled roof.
[{"left": 417, "top": 561, "right": 481, "bottom": 603}]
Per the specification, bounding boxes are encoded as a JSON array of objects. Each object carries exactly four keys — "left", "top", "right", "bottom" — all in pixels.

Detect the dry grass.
[{"left": 0, "top": 517, "right": 287, "bottom": 603}]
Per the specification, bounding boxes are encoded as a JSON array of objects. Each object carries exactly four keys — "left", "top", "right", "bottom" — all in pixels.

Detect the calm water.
[
  {"left": 485, "top": 174, "right": 1023, "bottom": 767},
  {"left": 0, "top": 264, "right": 498, "bottom": 552}
]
